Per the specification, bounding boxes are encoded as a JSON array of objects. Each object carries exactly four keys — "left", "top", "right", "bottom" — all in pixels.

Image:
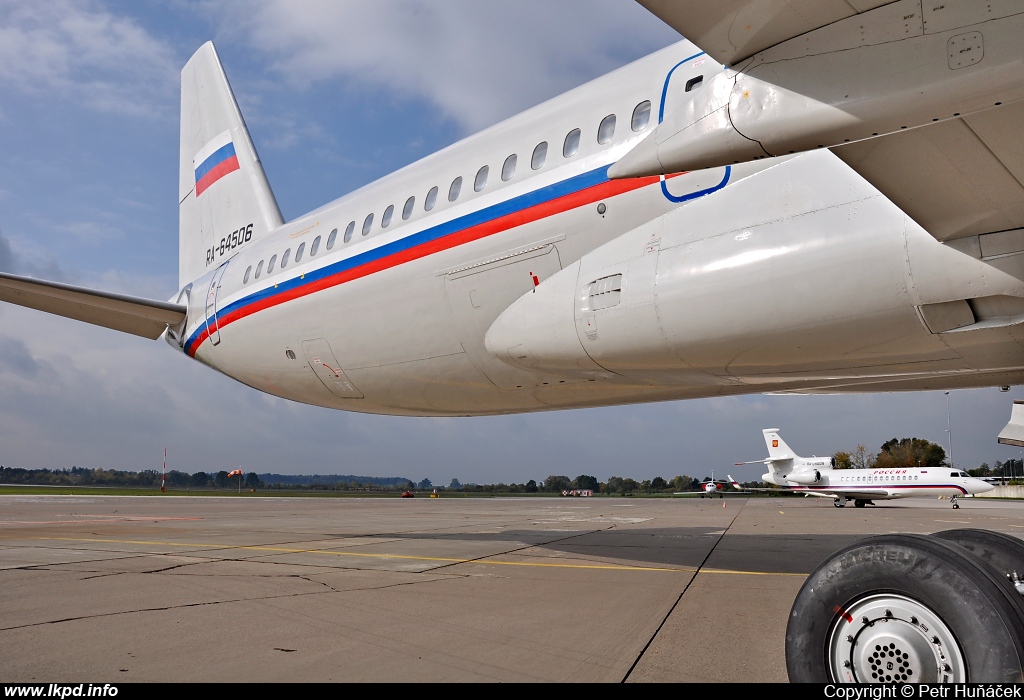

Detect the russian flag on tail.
[{"left": 194, "top": 130, "right": 240, "bottom": 197}]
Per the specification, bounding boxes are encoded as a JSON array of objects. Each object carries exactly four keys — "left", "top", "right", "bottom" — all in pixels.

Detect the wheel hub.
[{"left": 828, "top": 594, "right": 966, "bottom": 682}]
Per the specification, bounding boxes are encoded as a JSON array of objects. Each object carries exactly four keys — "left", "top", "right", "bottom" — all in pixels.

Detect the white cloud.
[
  {"left": 209, "top": 0, "right": 679, "bottom": 132},
  {"left": 0, "top": 0, "right": 178, "bottom": 115}
]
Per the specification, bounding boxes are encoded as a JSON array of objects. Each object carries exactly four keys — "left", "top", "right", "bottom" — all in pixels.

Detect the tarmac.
[{"left": 1, "top": 493, "right": 1022, "bottom": 682}]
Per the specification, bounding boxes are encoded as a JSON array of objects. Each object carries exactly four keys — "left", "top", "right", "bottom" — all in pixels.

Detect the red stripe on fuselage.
[{"left": 188, "top": 173, "right": 663, "bottom": 357}]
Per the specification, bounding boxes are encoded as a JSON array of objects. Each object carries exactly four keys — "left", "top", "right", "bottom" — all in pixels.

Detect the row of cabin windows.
[
  {"left": 242, "top": 231, "right": 328, "bottom": 283},
  {"left": 242, "top": 100, "right": 653, "bottom": 285},
  {"left": 839, "top": 475, "right": 921, "bottom": 482}
]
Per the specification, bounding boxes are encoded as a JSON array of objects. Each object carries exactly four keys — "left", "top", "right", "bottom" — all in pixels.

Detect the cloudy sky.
[{"left": 1, "top": 0, "right": 1021, "bottom": 485}]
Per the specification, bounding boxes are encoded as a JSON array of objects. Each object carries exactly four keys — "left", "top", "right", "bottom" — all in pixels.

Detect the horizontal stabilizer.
[
  {"left": 0, "top": 272, "right": 185, "bottom": 340},
  {"left": 998, "top": 401, "right": 1024, "bottom": 447}
]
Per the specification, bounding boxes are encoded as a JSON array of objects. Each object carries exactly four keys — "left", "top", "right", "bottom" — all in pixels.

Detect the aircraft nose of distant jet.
[{"left": 970, "top": 477, "right": 996, "bottom": 494}]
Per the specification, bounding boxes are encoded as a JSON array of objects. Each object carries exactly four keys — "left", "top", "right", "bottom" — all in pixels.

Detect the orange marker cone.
[{"left": 722, "top": 501, "right": 726, "bottom": 508}]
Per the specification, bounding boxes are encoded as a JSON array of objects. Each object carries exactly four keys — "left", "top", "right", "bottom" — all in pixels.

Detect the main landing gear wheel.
[
  {"left": 833, "top": 499, "right": 846, "bottom": 508},
  {"left": 934, "top": 529, "right": 1024, "bottom": 597},
  {"left": 786, "top": 534, "right": 1024, "bottom": 683}
]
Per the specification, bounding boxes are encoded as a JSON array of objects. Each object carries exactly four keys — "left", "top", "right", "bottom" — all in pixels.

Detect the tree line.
[
  {"left": 5, "top": 437, "right": 1021, "bottom": 494},
  {"left": 832, "top": 437, "right": 1024, "bottom": 482},
  {"left": 0, "top": 466, "right": 716, "bottom": 495}
]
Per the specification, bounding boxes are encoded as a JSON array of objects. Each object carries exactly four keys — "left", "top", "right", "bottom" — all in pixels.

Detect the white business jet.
[
  {"left": 2, "top": 3, "right": 1024, "bottom": 420},
  {"left": 740, "top": 429, "right": 995, "bottom": 509}
]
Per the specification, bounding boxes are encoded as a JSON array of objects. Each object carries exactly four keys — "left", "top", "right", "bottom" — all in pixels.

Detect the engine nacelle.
[
  {"left": 610, "top": 1, "right": 1024, "bottom": 179},
  {"left": 486, "top": 148, "right": 1024, "bottom": 388},
  {"left": 787, "top": 470, "right": 822, "bottom": 486}
]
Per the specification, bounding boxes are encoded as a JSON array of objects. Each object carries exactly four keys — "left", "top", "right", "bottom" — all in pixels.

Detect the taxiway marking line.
[
  {"left": 0, "top": 517, "right": 204, "bottom": 526},
  {"left": 31, "top": 537, "right": 805, "bottom": 577}
]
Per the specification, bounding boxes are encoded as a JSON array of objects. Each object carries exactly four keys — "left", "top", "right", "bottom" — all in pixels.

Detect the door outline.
[
  {"left": 205, "top": 262, "right": 229, "bottom": 347},
  {"left": 301, "top": 338, "right": 364, "bottom": 399}
]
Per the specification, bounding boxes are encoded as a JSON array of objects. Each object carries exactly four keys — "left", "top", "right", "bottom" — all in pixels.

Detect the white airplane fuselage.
[
  {"left": 170, "top": 39, "right": 1024, "bottom": 417},
  {"left": 763, "top": 465, "right": 994, "bottom": 502},
  {"left": 754, "top": 429, "right": 994, "bottom": 506}
]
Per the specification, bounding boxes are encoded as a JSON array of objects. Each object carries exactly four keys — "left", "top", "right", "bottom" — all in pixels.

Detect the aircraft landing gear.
[
  {"left": 833, "top": 498, "right": 846, "bottom": 508},
  {"left": 853, "top": 499, "right": 874, "bottom": 508},
  {"left": 786, "top": 533, "right": 1024, "bottom": 682},
  {"left": 951, "top": 495, "right": 961, "bottom": 510}
]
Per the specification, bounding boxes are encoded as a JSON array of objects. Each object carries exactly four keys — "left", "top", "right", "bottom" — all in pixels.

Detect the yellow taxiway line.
[{"left": 31, "top": 536, "right": 807, "bottom": 577}]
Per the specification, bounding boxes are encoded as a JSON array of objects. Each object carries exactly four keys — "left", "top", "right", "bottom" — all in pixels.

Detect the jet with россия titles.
[
  {"left": 735, "top": 428, "right": 996, "bottom": 509},
  {"left": 5, "top": 2, "right": 1024, "bottom": 683}
]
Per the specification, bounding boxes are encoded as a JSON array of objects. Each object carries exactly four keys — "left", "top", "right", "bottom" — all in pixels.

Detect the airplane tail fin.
[
  {"left": 763, "top": 428, "right": 798, "bottom": 461},
  {"left": 178, "top": 42, "right": 284, "bottom": 289}
]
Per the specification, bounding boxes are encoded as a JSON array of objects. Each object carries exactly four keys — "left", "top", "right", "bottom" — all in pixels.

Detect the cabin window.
[
  {"left": 449, "top": 176, "right": 462, "bottom": 202},
  {"left": 685, "top": 75, "right": 704, "bottom": 92},
  {"left": 563, "top": 128, "right": 581, "bottom": 157},
  {"left": 402, "top": 196, "right": 415, "bottom": 220},
  {"left": 311, "top": 235, "right": 321, "bottom": 256},
  {"left": 474, "top": 165, "right": 489, "bottom": 192},
  {"left": 243, "top": 265, "right": 252, "bottom": 284},
  {"left": 362, "top": 213, "right": 374, "bottom": 236},
  {"left": 425, "top": 186, "right": 438, "bottom": 211},
  {"left": 282, "top": 248, "right": 291, "bottom": 268},
  {"left": 382, "top": 205, "right": 394, "bottom": 228},
  {"left": 531, "top": 141, "right": 548, "bottom": 170},
  {"left": 255, "top": 260, "right": 264, "bottom": 279},
  {"left": 295, "top": 242, "right": 306, "bottom": 262},
  {"left": 501, "top": 154, "right": 517, "bottom": 182},
  {"left": 267, "top": 254, "right": 277, "bottom": 274},
  {"left": 598, "top": 114, "right": 616, "bottom": 144},
  {"left": 343, "top": 221, "right": 355, "bottom": 243},
  {"left": 632, "top": 101, "right": 652, "bottom": 131},
  {"left": 327, "top": 228, "right": 338, "bottom": 250}
]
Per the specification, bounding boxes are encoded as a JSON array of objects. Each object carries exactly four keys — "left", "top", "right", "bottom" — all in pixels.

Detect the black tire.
[
  {"left": 854, "top": 499, "right": 866, "bottom": 508},
  {"left": 833, "top": 500, "right": 845, "bottom": 508},
  {"left": 934, "top": 529, "right": 1024, "bottom": 594},
  {"left": 786, "top": 534, "right": 1024, "bottom": 682}
]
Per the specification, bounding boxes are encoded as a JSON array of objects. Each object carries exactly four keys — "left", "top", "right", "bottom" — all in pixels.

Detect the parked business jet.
[
  {"left": 2, "top": 2, "right": 1024, "bottom": 419},
  {"left": 743, "top": 429, "right": 995, "bottom": 509},
  {"left": 698, "top": 474, "right": 744, "bottom": 498}
]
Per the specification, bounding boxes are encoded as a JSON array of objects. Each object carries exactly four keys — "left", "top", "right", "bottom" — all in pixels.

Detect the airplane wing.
[
  {"left": 636, "top": 1, "right": 1024, "bottom": 247},
  {"left": 831, "top": 102, "right": 1024, "bottom": 243},
  {"left": 802, "top": 489, "right": 891, "bottom": 499},
  {"left": 636, "top": 0, "right": 899, "bottom": 66},
  {"left": 0, "top": 272, "right": 186, "bottom": 340}
]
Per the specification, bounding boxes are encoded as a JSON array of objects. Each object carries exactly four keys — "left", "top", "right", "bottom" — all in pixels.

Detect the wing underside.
[
  {"left": 0, "top": 272, "right": 186, "bottom": 340},
  {"left": 636, "top": 0, "right": 897, "bottom": 65},
  {"left": 636, "top": 1, "right": 1024, "bottom": 247},
  {"left": 832, "top": 101, "right": 1024, "bottom": 243}
]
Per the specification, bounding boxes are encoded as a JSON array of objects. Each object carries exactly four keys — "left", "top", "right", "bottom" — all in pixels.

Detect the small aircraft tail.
[
  {"left": 178, "top": 42, "right": 284, "bottom": 289},
  {"left": 762, "top": 428, "right": 798, "bottom": 461}
]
